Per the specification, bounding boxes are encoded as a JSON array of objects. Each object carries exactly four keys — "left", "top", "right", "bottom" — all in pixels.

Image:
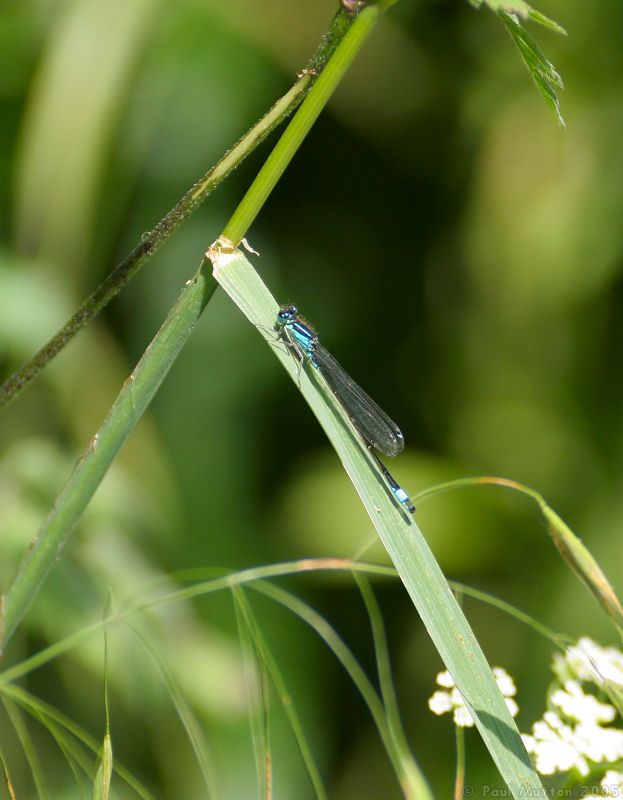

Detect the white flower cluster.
[
  {"left": 427, "top": 638, "right": 623, "bottom": 786},
  {"left": 428, "top": 667, "right": 518, "bottom": 728},
  {"left": 553, "top": 637, "right": 623, "bottom": 686},
  {"left": 522, "top": 639, "right": 623, "bottom": 777}
]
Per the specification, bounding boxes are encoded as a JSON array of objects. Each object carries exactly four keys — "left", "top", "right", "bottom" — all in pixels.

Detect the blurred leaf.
[
  {"left": 527, "top": 9, "right": 567, "bottom": 36},
  {"left": 129, "top": 627, "right": 220, "bottom": 796},
  {"left": 92, "top": 734, "right": 113, "bottom": 800},
  {"left": 232, "top": 588, "right": 271, "bottom": 800},
  {"left": 229, "top": 587, "right": 328, "bottom": 800},
  {"left": 2, "top": 696, "right": 49, "bottom": 798},
  {"left": 468, "top": 0, "right": 566, "bottom": 124},
  {"left": 2, "top": 684, "right": 155, "bottom": 799},
  {"left": 0, "top": 749, "right": 17, "bottom": 800},
  {"left": 544, "top": 505, "right": 623, "bottom": 634},
  {"left": 356, "top": 575, "right": 431, "bottom": 799},
  {"left": 498, "top": 10, "right": 565, "bottom": 126},
  {"left": 435, "top": 477, "right": 623, "bottom": 636}
]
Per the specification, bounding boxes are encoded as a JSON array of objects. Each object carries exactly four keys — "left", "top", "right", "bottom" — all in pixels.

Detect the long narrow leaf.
[
  {"left": 498, "top": 10, "right": 565, "bottom": 126},
  {"left": 211, "top": 246, "right": 546, "bottom": 799},
  {"left": 230, "top": 589, "right": 329, "bottom": 800}
]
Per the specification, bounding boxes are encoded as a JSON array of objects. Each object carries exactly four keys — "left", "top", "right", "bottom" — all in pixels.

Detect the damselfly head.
[{"left": 277, "top": 305, "right": 298, "bottom": 324}]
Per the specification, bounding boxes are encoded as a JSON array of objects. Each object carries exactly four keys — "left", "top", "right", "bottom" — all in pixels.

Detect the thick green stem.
[
  {"left": 222, "top": 2, "right": 387, "bottom": 246},
  {"left": 0, "top": 8, "right": 355, "bottom": 412}
]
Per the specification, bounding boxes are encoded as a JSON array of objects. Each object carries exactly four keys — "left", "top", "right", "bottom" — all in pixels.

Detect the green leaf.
[
  {"left": 498, "top": 10, "right": 565, "bottom": 126},
  {"left": 210, "top": 246, "right": 546, "bottom": 799},
  {"left": 528, "top": 9, "right": 567, "bottom": 36},
  {"left": 468, "top": 0, "right": 567, "bottom": 124},
  {"left": 92, "top": 735, "right": 113, "bottom": 800}
]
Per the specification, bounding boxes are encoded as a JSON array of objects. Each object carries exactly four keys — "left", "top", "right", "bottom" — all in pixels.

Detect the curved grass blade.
[
  {"left": 211, "top": 246, "right": 546, "bottom": 799},
  {"left": 498, "top": 9, "right": 565, "bottom": 126}
]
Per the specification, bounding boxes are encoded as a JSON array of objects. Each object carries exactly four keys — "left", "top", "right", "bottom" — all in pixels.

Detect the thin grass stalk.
[
  {"left": 2, "top": 684, "right": 154, "bottom": 799},
  {"left": 355, "top": 574, "right": 432, "bottom": 800},
  {"left": 232, "top": 587, "right": 271, "bottom": 800},
  {"left": 230, "top": 588, "right": 328, "bottom": 800},
  {"left": 1, "top": 562, "right": 392, "bottom": 685},
  {"left": 249, "top": 581, "right": 403, "bottom": 779},
  {"left": 128, "top": 626, "right": 219, "bottom": 798},
  {"left": 2, "top": 696, "right": 49, "bottom": 799}
]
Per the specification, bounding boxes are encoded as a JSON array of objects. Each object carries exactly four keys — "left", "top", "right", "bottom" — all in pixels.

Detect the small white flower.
[
  {"left": 452, "top": 703, "right": 476, "bottom": 728},
  {"left": 523, "top": 696, "right": 623, "bottom": 777},
  {"left": 428, "top": 676, "right": 475, "bottom": 727},
  {"left": 504, "top": 696, "right": 520, "bottom": 718},
  {"left": 574, "top": 722, "right": 623, "bottom": 764},
  {"left": 522, "top": 711, "right": 590, "bottom": 776},
  {"left": 521, "top": 638, "right": 623, "bottom": 780},
  {"left": 436, "top": 670, "right": 455, "bottom": 689},
  {"left": 428, "top": 668, "right": 517, "bottom": 728},
  {"left": 551, "top": 680, "right": 616, "bottom": 724},
  {"left": 428, "top": 689, "right": 455, "bottom": 716},
  {"left": 493, "top": 667, "right": 517, "bottom": 697},
  {"left": 554, "top": 638, "right": 623, "bottom": 687}
]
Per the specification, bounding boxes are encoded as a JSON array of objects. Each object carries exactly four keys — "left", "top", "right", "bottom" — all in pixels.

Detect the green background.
[{"left": 1, "top": 0, "right": 621, "bottom": 796}]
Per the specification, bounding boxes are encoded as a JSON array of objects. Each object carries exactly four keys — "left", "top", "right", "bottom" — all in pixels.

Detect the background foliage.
[{"left": 1, "top": 0, "right": 622, "bottom": 796}]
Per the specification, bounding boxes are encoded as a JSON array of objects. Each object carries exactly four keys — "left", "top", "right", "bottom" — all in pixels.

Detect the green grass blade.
[
  {"left": 449, "top": 581, "right": 567, "bottom": 645},
  {"left": 93, "top": 603, "right": 113, "bottom": 800},
  {"left": 0, "top": 748, "right": 17, "bottom": 800},
  {"left": 527, "top": 9, "right": 567, "bottom": 36},
  {"left": 211, "top": 247, "right": 546, "bottom": 799},
  {"left": 498, "top": 9, "right": 565, "bottom": 126},
  {"left": 222, "top": 1, "right": 393, "bottom": 246},
  {"left": 468, "top": 0, "right": 566, "bottom": 123},
  {"left": 0, "top": 563, "right": 391, "bottom": 687},
  {"left": 129, "top": 626, "right": 220, "bottom": 798},
  {"left": 250, "top": 582, "right": 400, "bottom": 775},
  {"left": 232, "top": 588, "right": 271, "bottom": 800},
  {"left": 3, "top": 683, "right": 155, "bottom": 799},
  {"left": 356, "top": 575, "right": 432, "bottom": 799},
  {"left": 92, "top": 734, "right": 113, "bottom": 800},
  {"left": 2, "top": 695, "right": 50, "bottom": 799},
  {"left": 420, "top": 475, "right": 623, "bottom": 634},
  {"left": 230, "top": 589, "right": 329, "bottom": 800}
]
